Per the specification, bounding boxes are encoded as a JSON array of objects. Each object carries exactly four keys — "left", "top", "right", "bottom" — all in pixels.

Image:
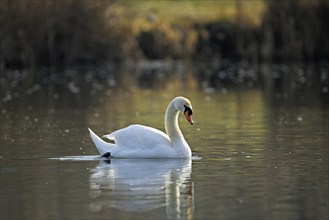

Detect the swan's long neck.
[
  {"left": 164, "top": 98, "right": 192, "bottom": 158},
  {"left": 165, "top": 100, "right": 184, "bottom": 145}
]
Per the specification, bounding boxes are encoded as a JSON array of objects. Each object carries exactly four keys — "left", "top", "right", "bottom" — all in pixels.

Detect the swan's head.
[{"left": 174, "top": 96, "right": 194, "bottom": 125}]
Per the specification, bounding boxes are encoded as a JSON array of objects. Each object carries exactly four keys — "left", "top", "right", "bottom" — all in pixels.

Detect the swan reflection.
[{"left": 89, "top": 159, "right": 193, "bottom": 219}]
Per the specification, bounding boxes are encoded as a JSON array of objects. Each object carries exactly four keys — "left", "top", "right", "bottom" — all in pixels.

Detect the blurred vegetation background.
[{"left": 0, "top": 0, "right": 328, "bottom": 100}]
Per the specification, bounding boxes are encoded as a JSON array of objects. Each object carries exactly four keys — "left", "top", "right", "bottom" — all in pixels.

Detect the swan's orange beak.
[{"left": 184, "top": 111, "right": 194, "bottom": 125}]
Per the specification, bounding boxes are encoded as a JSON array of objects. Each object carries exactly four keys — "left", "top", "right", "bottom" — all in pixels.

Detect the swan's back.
[{"left": 104, "top": 125, "right": 171, "bottom": 149}]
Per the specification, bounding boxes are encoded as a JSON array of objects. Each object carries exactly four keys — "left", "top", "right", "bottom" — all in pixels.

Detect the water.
[{"left": 1, "top": 67, "right": 328, "bottom": 220}]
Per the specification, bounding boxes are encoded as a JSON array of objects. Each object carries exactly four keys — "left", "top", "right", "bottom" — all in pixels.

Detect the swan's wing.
[{"left": 103, "top": 125, "right": 172, "bottom": 149}]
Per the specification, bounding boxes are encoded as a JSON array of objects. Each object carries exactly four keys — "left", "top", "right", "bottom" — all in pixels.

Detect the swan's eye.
[{"left": 184, "top": 105, "right": 193, "bottom": 116}]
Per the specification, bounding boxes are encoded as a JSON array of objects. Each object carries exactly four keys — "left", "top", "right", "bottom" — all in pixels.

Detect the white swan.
[{"left": 88, "top": 96, "right": 194, "bottom": 158}]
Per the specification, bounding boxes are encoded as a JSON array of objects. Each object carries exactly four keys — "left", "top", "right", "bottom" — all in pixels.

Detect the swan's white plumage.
[
  {"left": 89, "top": 96, "right": 193, "bottom": 158},
  {"left": 104, "top": 125, "right": 171, "bottom": 149}
]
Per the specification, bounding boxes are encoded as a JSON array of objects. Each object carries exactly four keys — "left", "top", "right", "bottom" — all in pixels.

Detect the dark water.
[{"left": 1, "top": 65, "right": 328, "bottom": 220}]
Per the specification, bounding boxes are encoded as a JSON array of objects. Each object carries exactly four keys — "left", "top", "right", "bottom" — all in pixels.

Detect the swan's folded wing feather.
[
  {"left": 106, "top": 124, "right": 172, "bottom": 149},
  {"left": 102, "top": 134, "right": 114, "bottom": 140}
]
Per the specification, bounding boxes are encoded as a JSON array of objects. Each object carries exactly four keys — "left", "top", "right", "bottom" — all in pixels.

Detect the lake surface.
[{"left": 1, "top": 64, "right": 328, "bottom": 220}]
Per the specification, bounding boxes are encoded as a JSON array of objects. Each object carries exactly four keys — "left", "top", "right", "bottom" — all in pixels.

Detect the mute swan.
[{"left": 88, "top": 96, "right": 194, "bottom": 158}]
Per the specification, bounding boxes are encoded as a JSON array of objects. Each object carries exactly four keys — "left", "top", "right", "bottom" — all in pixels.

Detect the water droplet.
[
  {"left": 108, "top": 79, "right": 116, "bottom": 87},
  {"left": 53, "top": 93, "right": 60, "bottom": 100},
  {"left": 106, "top": 89, "right": 113, "bottom": 96},
  {"left": 68, "top": 82, "right": 80, "bottom": 94},
  {"left": 205, "top": 96, "right": 212, "bottom": 101}
]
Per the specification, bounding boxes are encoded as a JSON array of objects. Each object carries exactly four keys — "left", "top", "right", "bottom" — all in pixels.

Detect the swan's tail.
[{"left": 88, "top": 128, "right": 113, "bottom": 155}]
